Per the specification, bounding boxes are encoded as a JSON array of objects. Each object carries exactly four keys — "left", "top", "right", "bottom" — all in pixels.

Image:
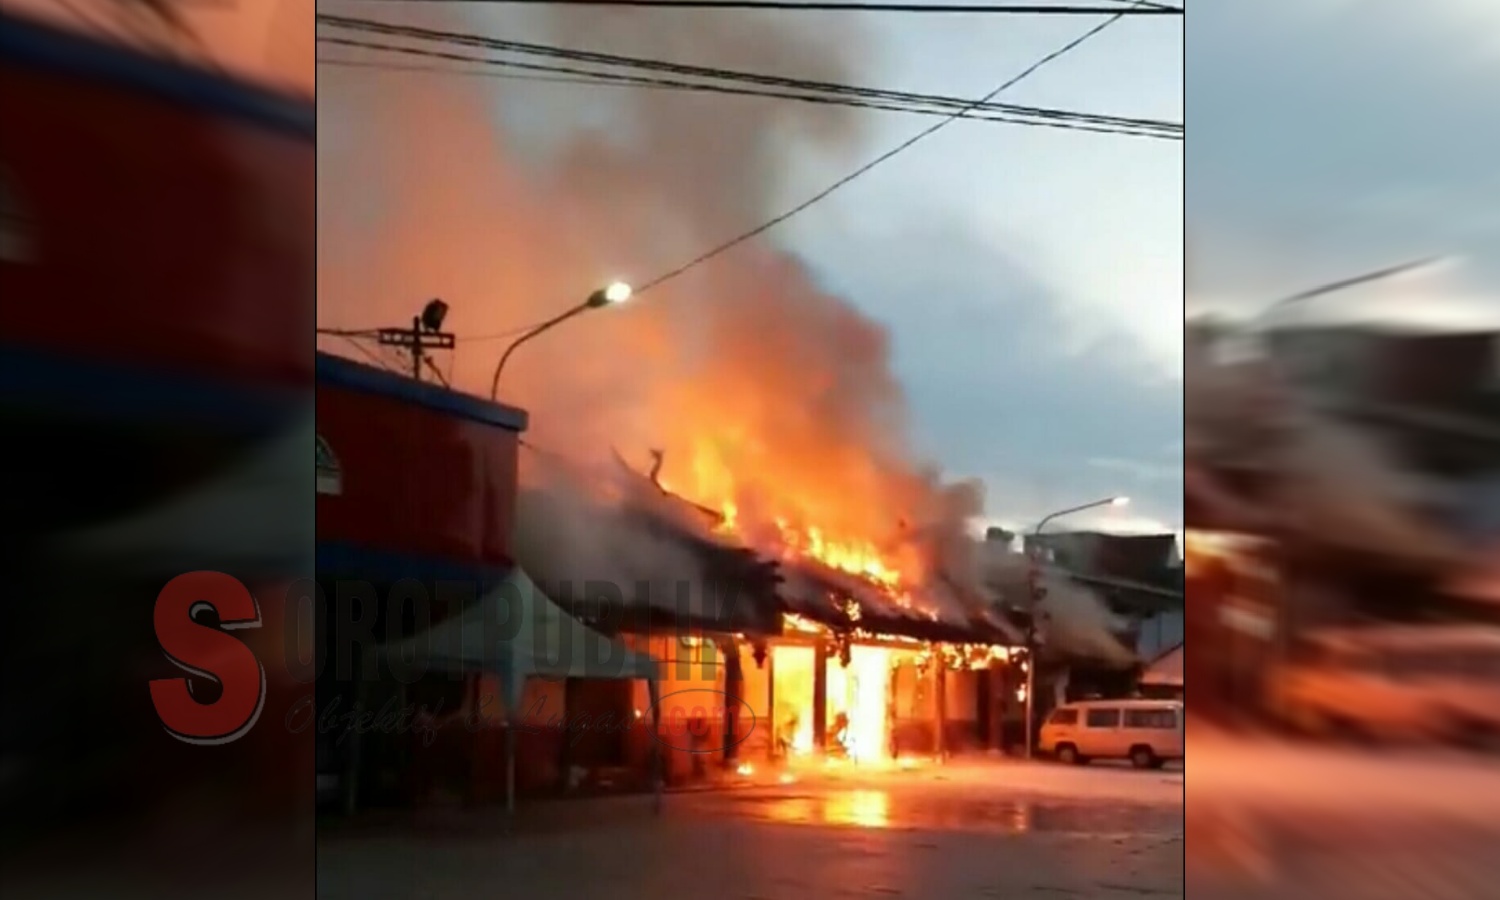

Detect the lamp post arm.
[
  {"left": 1020, "top": 493, "right": 1117, "bottom": 760},
  {"left": 1252, "top": 256, "right": 1444, "bottom": 329},
  {"left": 1032, "top": 499, "right": 1112, "bottom": 539},
  {"left": 489, "top": 302, "right": 588, "bottom": 400}
]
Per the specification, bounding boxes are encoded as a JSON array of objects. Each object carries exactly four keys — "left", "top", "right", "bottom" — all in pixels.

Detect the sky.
[
  {"left": 1188, "top": 0, "right": 1500, "bottom": 331},
  {"left": 300, "top": 3, "right": 1186, "bottom": 545},
  {"left": 771, "top": 10, "right": 1185, "bottom": 538},
  {"left": 310, "top": 3, "right": 1189, "bottom": 542},
  {"left": 23, "top": 2, "right": 1496, "bottom": 550},
  {"left": 35, "top": 0, "right": 1180, "bottom": 542}
]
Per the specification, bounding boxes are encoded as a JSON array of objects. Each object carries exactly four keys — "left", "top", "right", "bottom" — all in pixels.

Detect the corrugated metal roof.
[{"left": 1139, "top": 643, "right": 1183, "bottom": 687}]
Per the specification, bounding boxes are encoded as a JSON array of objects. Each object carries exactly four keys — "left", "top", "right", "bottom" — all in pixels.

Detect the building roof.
[
  {"left": 1028, "top": 531, "right": 1184, "bottom": 594},
  {"left": 1139, "top": 642, "right": 1183, "bottom": 687},
  {"left": 317, "top": 351, "right": 529, "bottom": 432}
]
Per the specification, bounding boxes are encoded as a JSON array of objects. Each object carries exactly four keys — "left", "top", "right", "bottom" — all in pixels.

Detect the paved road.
[
  {"left": 1188, "top": 732, "right": 1500, "bottom": 899},
  {"left": 317, "top": 761, "right": 1184, "bottom": 900}
]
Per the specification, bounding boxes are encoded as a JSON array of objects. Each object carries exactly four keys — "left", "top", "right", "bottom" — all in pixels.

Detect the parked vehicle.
[{"left": 1039, "top": 699, "right": 1184, "bottom": 768}]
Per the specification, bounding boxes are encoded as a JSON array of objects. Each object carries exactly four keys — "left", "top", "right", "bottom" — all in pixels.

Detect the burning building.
[
  {"left": 316, "top": 0, "right": 1160, "bottom": 794},
  {"left": 1185, "top": 301, "right": 1500, "bottom": 727},
  {"left": 508, "top": 444, "right": 1027, "bottom": 786}
]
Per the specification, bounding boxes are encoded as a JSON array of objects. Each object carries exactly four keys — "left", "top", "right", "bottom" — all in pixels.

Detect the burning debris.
[
  {"left": 512, "top": 451, "right": 782, "bottom": 631},
  {"left": 516, "top": 444, "right": 1018, "bottom": 643}
]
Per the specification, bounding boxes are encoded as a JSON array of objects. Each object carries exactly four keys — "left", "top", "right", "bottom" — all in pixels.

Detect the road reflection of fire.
[
  {"left": 760, "top": 790, "right": 892, "bottom": 829},
  {"left": 828, "top": 790, "right": 891, "bottom": 828}
]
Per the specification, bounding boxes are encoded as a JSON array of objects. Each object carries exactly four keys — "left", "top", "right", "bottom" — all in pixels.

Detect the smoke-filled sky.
[
  {"left": 310, "top": 2, "right": 1183, "bottom": 541},
  {"left": 1189, "top": 0, "right": 1500, "bottom": 331}
]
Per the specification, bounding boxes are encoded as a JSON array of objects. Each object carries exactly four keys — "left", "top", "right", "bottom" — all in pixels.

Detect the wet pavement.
[
  {"left": 1187, "top": 729, "right": 1500, "bottom": 899},
  {"left": 316, "top": 760, "right": 1184, "bottom": 900}
]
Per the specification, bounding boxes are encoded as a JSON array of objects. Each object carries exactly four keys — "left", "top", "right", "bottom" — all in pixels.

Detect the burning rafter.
[
  {"left": 610, "top": 447, "right": 725, "bottom": 533},
  {"left": 614, "top": 447, "right": 1017, "bottom": 646},
  {"left": 517, "top": 445, "right": 785, "bottom": 634}
]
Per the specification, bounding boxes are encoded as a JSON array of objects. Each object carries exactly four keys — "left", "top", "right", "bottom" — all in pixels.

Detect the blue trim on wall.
[
  {"left": 0, "top": 12, "right": 313, "bottom": 139},
  {"left": 317, "top": 352, "right": 529, "bottom": 433},
  {"left": 316, "top": 540, "right": 512, "bottom": 591},
  {"left": 0, "top": 341, "right": 303, "bottom": 436}
]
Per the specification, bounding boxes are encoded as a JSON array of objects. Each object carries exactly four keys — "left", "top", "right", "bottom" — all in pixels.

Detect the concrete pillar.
[
  {"left": 766, "top": 647, "right": 777, "bottom": 762},
  {"left": 722, "top": 639, "right": 743, "bottom": 766},
  {"left": 813, "top": 642, "right": 828, "bottom": 753},
  {"left": 987, "top": 661, "right": 1006, "bottom": 751},
  {"left": 933, "top": 652, "right": 947, "bottom": 761}
]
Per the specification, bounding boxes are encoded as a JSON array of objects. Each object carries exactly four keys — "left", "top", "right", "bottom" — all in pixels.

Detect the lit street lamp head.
[
  {"left": 587, "top": 281, "right": 633, "bottom": 308},
  {"left": 490, "top": 280, "right": 636, "bottom": 399},
  {"left": 1110, "top": 496, "right": 1130, "bottom": 507}
]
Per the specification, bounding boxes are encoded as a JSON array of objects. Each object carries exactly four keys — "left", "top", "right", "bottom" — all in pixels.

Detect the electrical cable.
[
  {"left": 317, "top": 326, "right": 384, "bottom": 338},
  {"left": 322, "top": 2, "right": 1168, "bottom": 333},
  {"left": 339, "top": 1, "right": 1179, "bottom": 13},
  {"left": 422, "top": 355, "right": 452, "bottom": 386},
  {"left": 316, "top": 47, "right": 1178, "bottom": 138},
  {"left": 315, "top": 18, "right": 1179, "bottom": 136},
  {"left": 318, "top": 15, "right": 1177, "bottom": 133},
  {"left": 632, "top": 0, "right": 1148, "bottom": 294},
  {"left": 460, "top": 321, "right": 557, "bottom": 344},
  {"left": 324, "top": 332, "right": 404, "bottom": 372}
]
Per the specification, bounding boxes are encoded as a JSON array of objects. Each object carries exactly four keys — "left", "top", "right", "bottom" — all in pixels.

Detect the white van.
[{"left": 1039, "top": 699, "right": 1184, "bottom": 768}]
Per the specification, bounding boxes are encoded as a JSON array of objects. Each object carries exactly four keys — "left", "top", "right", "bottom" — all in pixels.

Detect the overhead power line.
[
  {"left": 321, "top": 330, "right": 403, "bottom": 372},
  {"left": 321, "top": 1, "right": 1166, "bottom": 309},
  {"left": 342, "top": 1, "right": 1181, "bottom": 14},
  {"left": 316, "top": 46, "right": 1179, "bottom": 139},
  {"left": 633, "top": 1, "right": 1150, "bottom": 294},
  {"left": 316, "top": 16, "right": 1180, "bottom": 139},
  {"left": 317, "top": 325, "right": 383, "bottom": 338}
]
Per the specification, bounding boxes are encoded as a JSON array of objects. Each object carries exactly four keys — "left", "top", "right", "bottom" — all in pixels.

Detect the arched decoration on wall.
[
  {"left": 316, "top": 434, "right": 342, "bottom": 496},
  {"left": 0, "top": 166, "right": 35, "bottom": 264}
]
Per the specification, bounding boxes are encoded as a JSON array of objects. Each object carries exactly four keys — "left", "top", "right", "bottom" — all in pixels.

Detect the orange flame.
[{"left": 660, "top": 440, "right": 924, "bottom": 606}]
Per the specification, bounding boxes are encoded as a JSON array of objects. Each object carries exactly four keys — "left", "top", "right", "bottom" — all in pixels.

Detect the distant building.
[
  {"left": 1136, "top": 610, "right": 1184, "bottom": 661},
  {"left": 1264, "top": 322, "right": 1497, "bottom": 411},
  {"left": 1025, "top": 531, "right": 1184, "bottom": 595},
  {"left": 1138, "top": 643, "right": 1183, "bottom": 701},
  {"left": 985, "top": 526, "right": 1016, "bottom": 546}
]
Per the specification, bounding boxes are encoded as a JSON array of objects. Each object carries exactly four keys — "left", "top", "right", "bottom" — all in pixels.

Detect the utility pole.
[
  {"left": 1021, "top": 496, "right": 1126, "bottom": 759},
  {"left": 377, "top": 300, "right": 455, "bottom": 383},
  {"left": 1024, "top": 548, "right": 1045, "bottom": 760}
]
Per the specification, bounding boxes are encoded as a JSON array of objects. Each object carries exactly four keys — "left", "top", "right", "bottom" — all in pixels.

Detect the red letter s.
[{"left": 149, "top": 571, "right": 266, "bottom": 745}]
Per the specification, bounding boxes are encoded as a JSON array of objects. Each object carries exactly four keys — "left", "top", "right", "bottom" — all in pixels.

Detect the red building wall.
[
  {"left": 0, "top": 17, "right": 313, "bottom": 390},
  {"left": 315, "top": 352, "right": 528, "bottom": 579}
]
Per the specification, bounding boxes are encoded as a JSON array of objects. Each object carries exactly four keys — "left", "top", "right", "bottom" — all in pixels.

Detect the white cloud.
[{"left": 1087, "top": 457, "right": 1181, "bottom": 483}]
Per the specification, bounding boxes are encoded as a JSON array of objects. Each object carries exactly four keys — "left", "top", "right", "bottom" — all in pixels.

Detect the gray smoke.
[
  {"left": 512, "top": 455, "right": 733, "bottom": 622},
  {"left": 318, "top": 6, "right": 1098, "bottom": 643},
  {"left": 971, "top": 541, "right": 1137, "bottom": 667},
  {"left": 1186, "top": 317, "right": 1469, "bottom": 572}
]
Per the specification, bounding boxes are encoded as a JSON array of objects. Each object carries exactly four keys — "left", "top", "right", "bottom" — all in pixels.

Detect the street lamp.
[
  {"left": 1023, "top": 495, "right": 1128, "bottom": 760},
  {"left": 488, "top": 281, "right": 632, "bottom": 400},
  {"left": 1253, "top": 257, "right": 1445, "bottom": 327}
]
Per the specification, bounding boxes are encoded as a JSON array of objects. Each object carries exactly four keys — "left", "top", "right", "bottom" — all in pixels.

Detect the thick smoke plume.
[
  {"left": 318, "top": 7, "right": 987, "bottom": 582},
  {"left": 971, "top": 543, "right": 1135, "bottom": 667},
  {"left": 318, "top": 5, "right": 1132, "bottom": 647}
]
